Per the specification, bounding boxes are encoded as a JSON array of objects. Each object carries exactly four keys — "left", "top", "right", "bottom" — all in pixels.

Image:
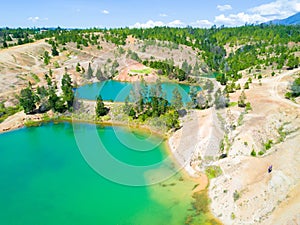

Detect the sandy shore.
[{"left": 0, "top": 111, "right": 48, "bottom": 133}]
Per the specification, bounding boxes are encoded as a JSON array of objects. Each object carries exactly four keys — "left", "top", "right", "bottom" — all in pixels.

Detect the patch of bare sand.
[
  {"left": 168, "top": 109, "right": 224, "bottom": 191},
  {"left": 209, "top": 69, "right": 300, "bottom": 225},
  {"left": 0, "top": 110, "right": 52, "bottom": 133},
  {"left": 115, "top": 59, "right": 158, "bottom": 83}
]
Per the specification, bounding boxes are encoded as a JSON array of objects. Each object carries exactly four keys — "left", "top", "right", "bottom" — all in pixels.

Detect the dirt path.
[
  {"left": 209, "top": 68, "right": 300, "bottom": 225},
  {"left": 271, "top": 67, "right": 300, "bottom": 108}
]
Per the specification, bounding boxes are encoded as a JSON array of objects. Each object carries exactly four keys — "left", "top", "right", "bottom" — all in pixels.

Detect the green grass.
[
  {"left": 30, "top": 73, "right": 40, "bottom": 82},
  {"left": 130, "top": 68, "right": 152, "bottom": 74},
  {"left": 228, "top": 102, "right": 238, "bottom": 107},
  {"left": 0, "top": 105, "right": 22, "bottom": 123},
  {"left": 24, "top": 119, "right": 42, "bottom": 127},
  {"left": 277, "top": 125, "right": 288, "bottom": 142},
  {"left": 205, "top": 166, "right": 222, "bottom": 179}
]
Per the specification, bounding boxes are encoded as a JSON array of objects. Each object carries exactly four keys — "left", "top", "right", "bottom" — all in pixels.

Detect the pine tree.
[
  {"left": 76, "top": 63, "right": 81, "bottom": 72},
  {"left": 238, "top": 90, "right": 247, "bottom": 107},
  {"left": 19, "top": 85, "right": 37, "bottom": 114},
  {"left": 43, "top": 51, "right": 50, "bottom": 65},
  {"left": 3, "top": 41, "right": 8, "bottom": 48},
  {"left": 188, "top": 86, "right": 198, "bottom": 108},
  {"left": 171, "top": 87, "right": 183, "bottom": 110},
  {"left": 61, "top": 71, "right": 74, "bottom": 109},
  {"left": 51, "top": 45, "right": 59, "bottom": 56},
  {"left": 193, "top": 61, "right": 200, "bottom": 76},
  {"left": 96, "top": 95, "right": 108, "bottom": 117},
  {"left": 96, "top": 68, "right": 105, "bottom": 81},
  {"left": 86, "top": 63, "right": 93, "bottom": 79}
]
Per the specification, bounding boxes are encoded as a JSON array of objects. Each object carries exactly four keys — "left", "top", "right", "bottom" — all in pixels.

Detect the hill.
[{"left": 267, "top": 12, "right": 300, "bottom": 25}]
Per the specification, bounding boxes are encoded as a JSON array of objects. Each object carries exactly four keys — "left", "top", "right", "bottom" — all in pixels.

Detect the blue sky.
[{"left": 1, "top": 0, "right": 300, "bottom": 28}]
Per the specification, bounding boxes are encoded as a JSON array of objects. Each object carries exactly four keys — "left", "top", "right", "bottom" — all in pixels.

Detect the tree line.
[{"left": 18, "top": 69, "right": 74, "bottom": 114}]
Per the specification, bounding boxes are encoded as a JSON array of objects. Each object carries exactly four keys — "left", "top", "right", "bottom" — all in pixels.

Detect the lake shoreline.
[
  {"left": 0, "top": 108, "right": 204, "bottom": 179},
  {"left": 0, "top": 107, "right": 222, "bottom": 224}
]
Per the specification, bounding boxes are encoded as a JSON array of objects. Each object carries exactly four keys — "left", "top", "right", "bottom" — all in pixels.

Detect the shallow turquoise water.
[
  {"left": 0, "top": 123, "right": 197, "bottom": 225},
  {"left": 75, "top": 80, "right": 200, "bottom": 103}
]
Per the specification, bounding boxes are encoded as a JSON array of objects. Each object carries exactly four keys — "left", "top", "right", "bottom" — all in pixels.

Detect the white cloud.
[
  {"left": 131, "top": 19, "right": 185, "bottom": 28},
  {"left": 214, "top": 0, "right": 300, "bottom": 27},
  {"left": 131, "top": 20, "right": 165, "bottom": 28},
  {"left": 217, "top": 4, "right": 232, "bottom": 11},
  {"left": 191, "top": 20, "right": 214, "bottom": 28},
  {"left": 101, "top": 10, "right": 109, "bottom": 15},
  {"left": 27, "top": 16, "right": 48, "bottom": 22},
  {"left": 168, "top": 20, "right": 184, "bottom": 27},
  {"left": 249, "top": 0, "right": 300, "bottom": 19},
  {"left": 215, "top": 13, "right": 268, "bottom": 26},
  {"left": 159, "top": 13, "right": 168, "bottom": 17}
]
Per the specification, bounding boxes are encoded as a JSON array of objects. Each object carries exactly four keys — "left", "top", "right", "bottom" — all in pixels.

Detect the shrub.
[
  {"left": 205, "top": 166, "right": 222, "bottom": 179},
  {"left": 251, "top": 149, "right": 256, "bottom": 157},
  {"left": 285, "top": 92, "right": 292, "bottom": 99},
  {"left": 233, "top": 190, "right": 240, "bottom": 202},
  {"left": 264, "top": 140, "right": 273, "bottom": 150},
  {"left": 258, "top": 150, "right": 265, "bottom": 156},
  {"left": 244, "top": 82, "right": 249, "bottom": 89},
  {"left": 231, "top": 212, "right": 236, "bottom": 220},
  {"left": 245, "top": 102, "right": 252, "bottom": 111}
]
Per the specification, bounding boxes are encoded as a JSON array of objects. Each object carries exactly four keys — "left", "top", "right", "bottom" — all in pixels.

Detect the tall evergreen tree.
[
  {"left": 188, "top": 86, "right": 198, "bottom": 108},
  {"left": 76, "top": 63, "right": 81, "bottom": 72},
  {"left": 95, "top": 68, "right": 104, "bottom": 81},
  {"left": 19, "top": 85, "right": 37, "bottom": 114},
  {"left": 61, "top": 71, "right": 74, "bottom": 109},
  {"left": 171, "top": 87, "right": 183, "bottom": 110},
  {"left": 96, "top": 95, "right": 108, "bottom": 117},
  {"left": 238, "top": 90, "right": 247, "bottom": 107},
  {"left": 86, "top": 63, "right": 93, "bottom": 79},
  {"left": 51, "top": 45, "right": 59, "bottom": 56}
]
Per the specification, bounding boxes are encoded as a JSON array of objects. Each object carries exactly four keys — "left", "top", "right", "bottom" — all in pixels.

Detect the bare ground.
[
  {"left": 168, "top": 67, "right": 300, "bottom": 224},
  {"left": 208, "top": 68, "right": 300, "bottom": 225}
]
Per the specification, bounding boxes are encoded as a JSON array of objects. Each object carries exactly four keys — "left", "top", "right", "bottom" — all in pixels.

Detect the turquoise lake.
[
  {"left": 0, "top": 122, "right": 201, "bottom": 225},
  {"left": 75, "top": 80, "right": 201, "bottom": 103}
]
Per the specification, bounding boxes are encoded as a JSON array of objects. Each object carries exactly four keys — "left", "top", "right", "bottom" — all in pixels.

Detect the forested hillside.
[{"left": 1, "top": 24, "right": 299, "bottom": 80}]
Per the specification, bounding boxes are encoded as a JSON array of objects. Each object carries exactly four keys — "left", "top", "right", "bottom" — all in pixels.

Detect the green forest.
[{"left": 1, "top": 24, "right": 299, "bottom": 78}]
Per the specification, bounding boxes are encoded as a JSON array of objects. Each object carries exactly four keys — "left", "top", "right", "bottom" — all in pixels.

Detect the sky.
[{"left": 1, "top": 0, "right": 300, "bottom": 28}]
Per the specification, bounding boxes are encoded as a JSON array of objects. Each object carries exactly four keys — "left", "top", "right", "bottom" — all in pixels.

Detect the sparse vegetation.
[
  {"left": 205, "top": 166, "right": 222, "bottom": 179},
  {"left": 0, "top": 103, "right": 22, "bottom": 123},
  {"left": 231, "top": 212, "right": 236, "bottom": 220},
  {"left": 264, "top": 140, "right": 273, "bottom": 151},
  {"left": 233, "top": 190, "right": 240, "bottom": 202},
  {"left": 251, "top": 149, "right": 257, "bottom": 157},
  {"left": 285, "top": 75, "right": 300, "bottom": 100}
]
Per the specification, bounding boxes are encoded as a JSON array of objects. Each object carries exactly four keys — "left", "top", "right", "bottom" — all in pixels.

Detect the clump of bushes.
[{"left": 205, "top": 166, "right": 222, "bottom": 179}]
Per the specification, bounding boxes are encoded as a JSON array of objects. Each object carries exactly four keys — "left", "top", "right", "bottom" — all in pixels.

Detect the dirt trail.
[
  {"left": 270, "top": 67, "right": 300, "bottom": 108},
  {"left": 209, "top": 68, "right": 300, "bottom": 225}
]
